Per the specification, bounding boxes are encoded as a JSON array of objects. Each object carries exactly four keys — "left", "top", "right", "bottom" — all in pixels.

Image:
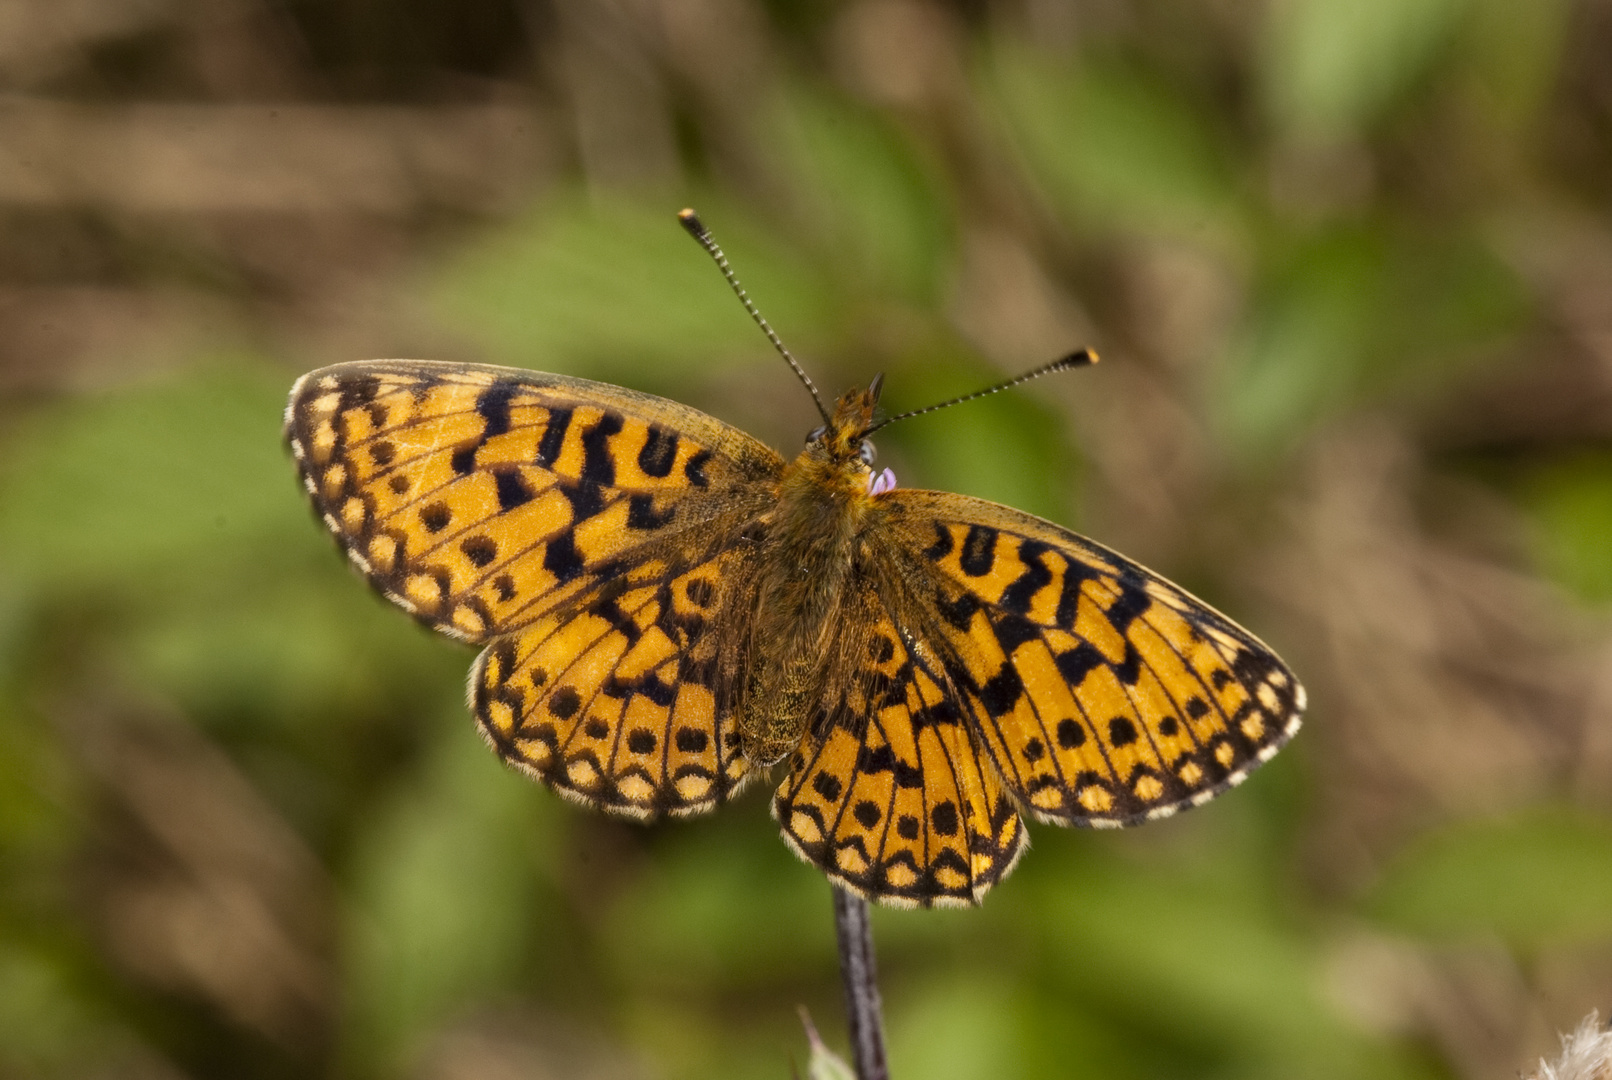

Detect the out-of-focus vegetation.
[{"left": 0, "top": 1, "right": 1610, "bottom": 1078}]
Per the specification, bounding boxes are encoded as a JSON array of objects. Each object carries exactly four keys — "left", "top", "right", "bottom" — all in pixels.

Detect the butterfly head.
[{"left": 805, "top": 374, "right": 884, "bottom": 467}]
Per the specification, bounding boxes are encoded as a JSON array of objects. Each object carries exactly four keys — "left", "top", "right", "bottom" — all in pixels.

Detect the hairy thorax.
[{"left": 738, "top": 448, "right": 880, "bottom": 764}]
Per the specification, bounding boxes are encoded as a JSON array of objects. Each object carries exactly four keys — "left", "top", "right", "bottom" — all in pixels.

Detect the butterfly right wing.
[{"left": 882, "top": 490, "right": 1305, "bottom": 828}]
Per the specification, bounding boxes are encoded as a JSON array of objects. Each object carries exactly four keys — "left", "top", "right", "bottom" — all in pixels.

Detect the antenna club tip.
[
  {"left": 677, "top": 208, "right": 708, "bottom": 237},
  {"left": 1066, "top": 348, "right": 1098, "bottom": 367}
]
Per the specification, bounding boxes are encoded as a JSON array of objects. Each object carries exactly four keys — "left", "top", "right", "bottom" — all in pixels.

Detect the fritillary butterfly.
[{"left": 284, "top": 214, "right": 1304, "bottom": 907}]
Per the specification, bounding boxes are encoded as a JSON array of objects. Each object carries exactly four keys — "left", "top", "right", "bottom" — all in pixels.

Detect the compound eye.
[
  {"left": 859, "top": 440, "right": 877, "bottom": 465},
  {"left": 805, "top": 425, "right": 827, "bottom": 445}
]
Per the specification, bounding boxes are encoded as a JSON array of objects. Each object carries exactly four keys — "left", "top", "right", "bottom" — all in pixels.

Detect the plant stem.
[{"left": 832, "top": 885, "right": 889, "bottom": 1080}]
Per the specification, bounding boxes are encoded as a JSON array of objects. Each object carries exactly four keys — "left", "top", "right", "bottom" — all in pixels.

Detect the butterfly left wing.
[
  {"left": 772, "top": 579, "right": 1027, "bottom": 907},
  {"left": 284, "top": 360, "right": 783, "bottom": 642},
  {"left": 880, "top": 491, "right": 1305, "bottom": 828}
]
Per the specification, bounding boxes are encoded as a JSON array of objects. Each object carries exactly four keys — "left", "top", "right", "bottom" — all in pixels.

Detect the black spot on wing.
[
  {"left": 558, "top": 481, "right": 606, "bottom": 521},
  {"left": 1054, "top": 558, "right": 1106, "bottom": 627},
  {"left": 461, "top": 536, "right": 497, "bottom": 567},
  {"left": 923, "top": 522, "right": 954, "bottom": 561},
  {"left": 535, "top": 408, "right": 572, "bottom": 467},
  {"left": 543, "top": 532, "right": 585, "bottom": 582},
  {"left": 936, "top": 589, "right": 981, "bottom": 631},
  {"left": 637, "top": 426, "right": 678, "bottom": 477},
  {"left": 979, "top": 665, "right": 1025, "bottom": 718},
  {"left": 684, "top": 449, "right": 711, "bottom": 488},
  {"left": 998, "top": 540, "right": 1051, "bottom": 614},
  {"left": 1114, "top": 643, "right": 1143, "bottom": 686},
  {"left": 1107, "top": 717, "right": 1138, "bottom": 747},
  {"left": 993, "top": 612, "right": 1040, "bottom": 653},
  {"left": 1105, "top": 584, "right": 1150, "bottom": 634},
  {"left": 626, "top": 493, "right": 675, "bottom": 530},
  {"left": 476, "top": 381, "right": 517, "bottom": 440},
  {"left": 420, "top": 502, "right": 451, "bottom": 533},
  {"left": 856, "top": 745, "right": 923, "bottom": 788},
  {"left": 959, "top": 525, "right": 997, "bottom": 576},
  {"left": 493, "top": 467, "right": 534, "bottom": 512},
  {"left": 580, "top": 413, "right": 623, "bottom": 486},
  {"left": 1054, "top": 643, "right": 1105, "bottom": 686},
  {"left": 339, "top": 374, "right": 380, "bottom": 410}
]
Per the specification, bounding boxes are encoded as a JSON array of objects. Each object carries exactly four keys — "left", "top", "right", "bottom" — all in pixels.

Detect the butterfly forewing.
[
  {"left": 285, "top": 360, "right": 783, "bottom": 640},
  {"left": 883, "top": 490, "right": 1304, "bottom": 827}
]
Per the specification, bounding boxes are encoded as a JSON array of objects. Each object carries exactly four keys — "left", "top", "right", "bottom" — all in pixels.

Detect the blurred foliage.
[{"left": 0, "top": 0, "right": 1610, "bottom": 1078}]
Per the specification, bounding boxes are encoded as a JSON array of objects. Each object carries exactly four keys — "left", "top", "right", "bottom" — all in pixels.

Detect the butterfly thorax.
[{"left": 738, "top": 384, "right": 884, "bottom": 764}]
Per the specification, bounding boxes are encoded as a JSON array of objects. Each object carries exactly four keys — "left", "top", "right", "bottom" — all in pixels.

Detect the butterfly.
[{"left": 284, "top": 213, "right": 1304, "bottom": 908}]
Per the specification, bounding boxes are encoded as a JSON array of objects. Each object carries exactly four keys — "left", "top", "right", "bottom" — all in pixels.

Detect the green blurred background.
[{"left": 1, "top": 1, "right": 1609, "bottom": 1077}]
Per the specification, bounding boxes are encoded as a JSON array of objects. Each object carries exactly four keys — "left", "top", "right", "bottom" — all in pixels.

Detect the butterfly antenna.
[
  {"left": 679, "top": 208, "right": 832, "bottom": 426},
  {"left": 863, "top": 349, "right": 1098, "bottom": 436}
]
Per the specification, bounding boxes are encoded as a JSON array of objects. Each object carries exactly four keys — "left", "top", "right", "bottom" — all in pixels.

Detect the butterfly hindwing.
[
  {"left": 884, "top": 491, "right": 1304, "bottom": 827},
  {"left": 475, "top": 546, "right": 755, "bottom": 819},
  {"left": 773, "top": 581, "right": 1027, "bottom": 907},
  {"left": 285, "top": 360, "right": 784, "bottom": 641}
]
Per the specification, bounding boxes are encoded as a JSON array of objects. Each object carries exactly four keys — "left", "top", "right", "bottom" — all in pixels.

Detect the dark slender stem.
[{"left": 832, "top": 886, "right": 889, "bottom": 1080}]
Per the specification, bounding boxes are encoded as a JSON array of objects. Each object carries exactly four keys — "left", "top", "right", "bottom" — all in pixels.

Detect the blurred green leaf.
[
  {"left": 602, "top": 806, "right": 833, "bottom": 987},
  {"left": 984, "top": 46, "right": 1240, "bottom": 238},
  {"left": 0, "top": 361, "right": 300, "bottom": 586},
  {"left": 1215, "top": 224, "right": 1526, "bottom": 459},
  {"left": 771, "top": 85, "right": 954, "bottom": 307},
  {"left": 886, "top": 973, "right": 1031, "bottom": 1080},
  {"left": 1366, "top": 808, "right": 1612, "bottom": 951},
  {"left": 431, "top": 194, "right": 835, "bottom": 388},
  {"left": 344, "top": 727, "right": 569, "bottom": 1073},
  {"left": 0, "top": 946, "right": 98, "bottom": 1073},
  {"left": 1264, "top": 0, "right": 1468, "bottom": 136},
  {"left": 1214, "top": 228, "right": 1381, "bottom": 457},
  {"left": 1020, "top": 837, "right": 1431, "bottom": 1079},
  {"left": 1463, "top": 0, "right": 1570, "bottom": 127},
  {"left": 120, "top": 551, "right": 461, "bottom": 738},
  {"left": 1523, "top": 453, "right": 1612, "bottom": 605}
]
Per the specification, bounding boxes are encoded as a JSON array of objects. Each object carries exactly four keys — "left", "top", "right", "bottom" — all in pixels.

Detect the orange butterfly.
[{"left": 285, "top": 212, "right": 1303, "bottom": 906}]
